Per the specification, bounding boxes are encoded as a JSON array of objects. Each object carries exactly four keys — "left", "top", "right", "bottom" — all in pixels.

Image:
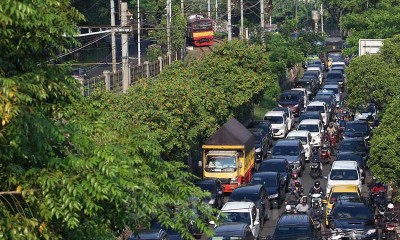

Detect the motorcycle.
[
  {"left": 383, "top": 214, "right": 397, "bottom": 239},
  {"left": 374, "top": 205, "right": 386, "bottom": 228},
  {"left": 371, "top": 191, "right": 388, "bottom": 211},
  {"left": 310, "top": 160, "right": 322, "bottom": 179},
  {"left": 320, "top": 144, "right": 331, "bottom": 165},
  {"left": 310, "top": 193, "right": 323, "bottom": 210}
]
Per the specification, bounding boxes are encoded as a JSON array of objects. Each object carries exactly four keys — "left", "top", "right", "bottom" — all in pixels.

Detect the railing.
[{"left": 82, "top": 48, "right": 186, "bottom": 95}]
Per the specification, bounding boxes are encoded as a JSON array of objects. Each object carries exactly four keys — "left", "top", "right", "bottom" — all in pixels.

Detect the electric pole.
[
  {"left": 121, "top": 0, "right": 130, "bottom": 92},
  {"left": 181, "top": 0, "right": 184, "bottom": 16},
  {"left": 260, "top": 0, "right": 265, "bottom": 29},
  {"left": 110, "top": 0, "right": 117, "bottom": 73},
  {"left": 137, "top": 0, "right": 141, "bottom": 66},
  {"left": 321, "top": 3, "right": 324, "bottom": 34},
  {"left": 167, "top": 0, "right": 172, "bottom": 61},
  {"left": 240, "top": 0, "right": 244, "bottom": 40},
  {"left": 215, "top": 0, "right": 218, "bottom": 21},
  {"left": 227, "top": 0, "right": 232, "bottom": 41},
  {"left": 208, "top": 0, "right": 211, "bottom": 18}
]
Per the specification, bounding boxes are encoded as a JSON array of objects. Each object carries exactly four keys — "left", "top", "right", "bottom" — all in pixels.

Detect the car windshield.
[
  {"left": 251, "top": 176, "right": 277, "bottom": 187},
  {"left": 306, "top": 105, "right": 324, "bottom": 112},
  {"left": 330, "top": 169, "right": 359, "bottom": 180},
  {"left": 295, "top": 81, "right": 311, "bottom": 89},
  {"left": 258, "top": 162, "right": 285, "bottom": 172},
  {"left": 324, "top": 88, "right": 339, "bottom": 94},
  {"left": 273, "top": 145, "right": 299, "bottom": 156},
  {"left": 330, "top": 192, "right": 360, "bottom": 202},
  {"left": 345, "top": 123, "right": 368, "bottom": 132},
  {"left": 206, "top": 155, "right": 236, "bottom": 172},
  {"left": 274, "top": 226, "right": 312, "bottom": 239},
  {"left": 298, "top": 124, "right": 319, "bottom": 132},
  {"left": 327, "top": 73, "right": 342, "bottom": 79},
  {"left": 229, "top": 192, "right": 259, "bottom": 202},
  {"left": 340, "top": 141, "right": 366, "bottom": 152},
  {"left": 220, "top": 212, "right": 251, "bottom": 225},
  {"left": 252, "top": 132, "right": 262, "bottom": 145},
  {"left": 287, "top": 136, "right": 307, "bottom": 145},
  {"left": 265, "top": 116, "right": 283, "bottom": 124},
  {"left": 332, "top": 206, "right": 373, "bottom": 219},
  {"left": 280, "top": 94, "right": 299, "bottom": 102}
]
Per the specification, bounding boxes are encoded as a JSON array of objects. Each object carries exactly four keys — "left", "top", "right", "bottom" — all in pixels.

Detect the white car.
[
  {"left": 286, "top": 130, "right": 313, "bottom": 161},
  {"left": 291, "top": 87, "right": 309, "bottom": 107},
  {"left": 307, "top": 67, "right": 323, "bottom": 84},
  {"left": 297, "top": 119, "right": 324, "bottom": 147},
  {"left": 306, "top": 101, "right": 329, "bottom": 126},
  {"left": 323, "top": 84, "right": 342, "bottom": 107},
  {"left": 264, "top": 111, "right": 288, "bottom": 138},
  {"left": 331, "top": 61, "right": 346, "bottom": 70},
  {"left": 326, "top": 161, "right": 363, "bottom": 195},
  {"left": 272, "top": 107, "right": 294, "bottom": 131},
  {"left": 212, "top": 201, "right": 261, "bottom": 239}
]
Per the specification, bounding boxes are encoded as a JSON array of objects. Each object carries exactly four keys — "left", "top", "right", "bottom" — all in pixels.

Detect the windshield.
[
  {"left": 251, "top": 176, "right": 277, "bottom": 187},
  {"left": 330, "top": 192, "right": 359, "bottom": 202},
  {"left": 327, "top": 73, "right": 342, "bottom": 79},
  {"left": 324, "top": 88, "right": 339, "bottom": 94},
  {"left": 332, "top": 206, "right": 373, "bottom": 219},
  {"left": 220, "top": 212, "right": 251, "bottom": 225},
  {"left": 253, "top": 133, "right": 262, "bottom": 145},
  {"left": 298, "top": 124, "right": 319, "bottom": 132},
  {"left": 206, "top": 155, "right": 236, "bottom": 172},
  {"left": 345, "top": 123, "right": 368, "bottom": 132},
  {"left": 272, "top": 146, "right": 299, "bottom": 156},
  {"left": 265, "top": 116, "right": 283, "bottom": 124},
  {"left": 229, "top": 192, "right": 259, "bottom": 202},
  {"left": 288, "top": 136, "right": 307, "bottom": 145},
  {"left": 330, "top": 169, "right": 359, "bottom": 180},
  {"left": 258, "top": 162, "right": 285, "bottom": 172},
  {"left": 340, "top": 141, "right": 366, "bottom": 152},
  {"left": 280, "top": 94, "right": 299, "bottom": 102},
  {"left": 306, "top": 105, "right": 324, "bottom": 112},
  {"left": 274, "top": 226, "right": 312, "bottom": 239},
  {"left": 192, "top": 19, "right": 213, "bottom": 32}
]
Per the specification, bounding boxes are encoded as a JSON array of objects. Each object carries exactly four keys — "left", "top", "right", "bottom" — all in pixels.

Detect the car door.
[{"left": 251, "top": 206, "right": 260, "bottom": 238}]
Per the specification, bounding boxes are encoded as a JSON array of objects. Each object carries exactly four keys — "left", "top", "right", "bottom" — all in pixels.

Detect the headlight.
[
  {"left": 268, "top": 193, "right": 279, "bottom": 199},
  {"left": 366, "top": 229, "right": 376, "bottom": 235},
  {"left": 230, "top": 177, "right": 238, "bottom": 184},
  {"left": 256, "top": 148, "right": 262, "bottom": 153},
  {"left": 209, "top": 199, "right": 215, "bottom": 205}
]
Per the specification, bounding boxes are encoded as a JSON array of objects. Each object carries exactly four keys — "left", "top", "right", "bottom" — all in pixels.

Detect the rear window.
[
  {"left": 297, "top": 124, "right": 319, "bottom": 132},
  {"left": 264, "top": 116, "right": 283, "bottom": 124},
  {"left": 330, "top": 169, "right": 359, "bottom": 180},
  {"left": 324, "top": 88, "right": 339, "bottom": 94},
  {"left": 280, "top": 94, "right": 299, "bottom": 101},
  {"left": 327, "top": 72, "right": 342, "bottom": 79},
  {"left": 306, "top": 105, "right": 324, "bottom": 112}
]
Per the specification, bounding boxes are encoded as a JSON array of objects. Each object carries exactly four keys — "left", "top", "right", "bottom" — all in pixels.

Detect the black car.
[
  {"left": 250, "top": 172, "right": 286, "bottom": 209},
  {"left": 228, "top": 184, "right": 270, "bottom": 226},
  {"left": 247, "top": 120, "right": 273, "bottom": 148},
  {"left": 343, "top": 120, "right": 371, "bottom": 141},
  {"left": 338, "top": 138, "right": 369, "bottom": 165},
  {"left": 298, "top": 111, "right": 324, "bottom": 125},
  {"left": 258, "top": 158, "right": 292, "bottom": 192},
  {"left": 248, "top": 128, "right": 269, "bottom": 163},
  {"left": 194, "top": 179, "right": 224, "bottom": 209},
  {"left": 336, "top": 152, "right": 366, "bottom": 180},
  {"left": 326, "top": 70, "right": 345, "bottom": 89},
  {"left": 278, "top": 90, "right": 305, "bottom": 116},
  {"left": 272, "top": 213, "right": 320, "bottom": 240},
  {"left": 328, "top": 201, "right": 377, "bottom": 239},
  {"left": 208, "top": 223, "right": 254, "bottom": 240},
  {"left": 271, "top": 139, "right": 305, "bottom": 177},
  {"left": 294, "top": 78, "right": 318, "bottom": 97}
]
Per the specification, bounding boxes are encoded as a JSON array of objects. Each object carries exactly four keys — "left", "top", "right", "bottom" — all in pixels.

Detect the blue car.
[
  {"left": 258, "top": 158, "right": 292, "bottom": 192},
  {"left": 208, "top": 222, "right": 254, "bottom": 240}
]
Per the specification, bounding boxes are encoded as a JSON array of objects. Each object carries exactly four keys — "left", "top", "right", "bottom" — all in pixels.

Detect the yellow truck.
[{"left": 201, "top": 118, "right": 255, "bottom": 193}]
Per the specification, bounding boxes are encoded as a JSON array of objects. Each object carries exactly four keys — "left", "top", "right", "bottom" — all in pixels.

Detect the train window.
[{"left": 193, "top": 20, "right": 213, "bottom": 31}]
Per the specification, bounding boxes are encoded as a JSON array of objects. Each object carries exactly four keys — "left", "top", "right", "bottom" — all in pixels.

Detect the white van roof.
[
  {"left": 332, "top": 160, "right": 358, "bottom": 170},
  {"left": 308, "top": 101, "right": 326, "bottom": 106},
  {"left": 287, "top": 130, "right": 310, "bottom": 137},
  {"left": 298, "top": 119, "right": 321, "bottom": 125},
  {"left": 222, "top": 201, "right": 255, "bottom": 212},
  {"left": 265, "top": 111, "right": 285, "bottom": 117}
]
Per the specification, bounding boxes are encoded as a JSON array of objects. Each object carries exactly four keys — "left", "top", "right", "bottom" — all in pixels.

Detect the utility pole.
[
  {"left": 208, "top": 0, "right": 211, "bottom": 18},
  {"left": 120, "top": 0, "right": 130, "bottom": 92},
  {"left": 215, "top": 0, "right": 218, "bottom": 21},
  {"left": 110, "top": 0, "right": 117, "bottom": 73},
  {"left": 167, "top": 0, "right": 172, "bottom": 61},
  {"left": 260, "top": 0, "right": 265, "bottom": 29},
  {"left": 137, "top": 0, "right": 141, "bottom": 66},
  {"left": 181, "top": 0, "right": 184, "bottom": 16},
  {"left": 321, "top": 3, "right": 324, "bottom": 35},
  {"left": 240, "top": 0, "right": 244, "bottom": 40},
  {"left": 227, "top": 0, "right": 232, "bottom": 41}
]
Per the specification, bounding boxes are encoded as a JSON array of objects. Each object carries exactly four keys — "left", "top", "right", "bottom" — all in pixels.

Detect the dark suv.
[
  {"left": 248, "top": 128, "right": 269, "bottom": 163},
  {"left": 271, "top": 139, "right": 305, "bottom": 177},
  {"left": 247, "top": 120, "right": 273, "bottom": 148},
  {"left": 258, "top": 158, "right": 292, "bottom": 192},
  {"left": 278, "top": 90, "right": 305, "bottom": 116},
  {"left": 343, "top": 121, "right": 371, "bottom": 141},
  {"left": 272, "top": 213, "right": 320, "bottom": 239}
]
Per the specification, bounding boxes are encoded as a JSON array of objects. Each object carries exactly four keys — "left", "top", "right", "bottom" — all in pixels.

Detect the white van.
[
  {"left": 297, "top": 119, "right": 324, "bottom": 147},
  {"left": 306, "top": 67, "right": 323, "bottom": 84},
  {"left": 306, "top": 101, "right": 329, "bottom": 126},
  {"left": 264, "top": 111, "right": 288, "bottom": 138},
  {"left": 326, "top": 161, "right": 363, "bottom": 195},
  {"left": 286, "top": 130, "right": 313, "bottom": 161}
]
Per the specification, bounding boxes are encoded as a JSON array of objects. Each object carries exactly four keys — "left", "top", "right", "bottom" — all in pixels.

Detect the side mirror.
[
  {"left": 209, "top": 220, "right": 215, "bottom": 225},
  {"left": 254, "top": 221, "right": 260, "bottom": 226}
]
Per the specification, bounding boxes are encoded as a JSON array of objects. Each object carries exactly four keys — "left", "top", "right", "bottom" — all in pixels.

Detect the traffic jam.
[{"left": 194, "top": 51, "right": 398, "bottom": 240}]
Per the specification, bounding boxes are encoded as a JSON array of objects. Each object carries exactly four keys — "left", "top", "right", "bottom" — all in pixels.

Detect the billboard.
[{"left": 359, "top": 39, "right": 384, "bottom": 56}]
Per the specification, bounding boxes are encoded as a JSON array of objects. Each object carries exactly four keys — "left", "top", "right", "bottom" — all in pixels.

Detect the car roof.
[
  {"left": 232, "top": 184, "right": 264, "bottom": 194},
  {"left": 277, "top": 213, "right": 311, "bottom": 225},
  {"left": 298, "top": 119, "right": 321, "bottom": 125},
  {"left": 214, "top": 223, "right": 249, "bottom": 237},
  {"left": 272, "top": 107, "right": 290, "bottom": 112},
  {"left": 331, "top": 185, "right": 359, "bottom": 192},
  {"left": 248, "top": 128, "right": 263, "bottom": 133},
  {"left": 341, "top": 137, "right": 365, "bottom": 143},
  {"left": 281, "top": 90, "right": 303, "bottom": 95},
  {"left": 222, "top": 201, "right": 255, "bottom": 211},
  {"left": 298, "top": 78, "right": 315, "bottom": 82},
  {"left": 337, "top": 152, "right": 363, "bottom": 159},
  {"left": 308, "top": 101, "right": 325, "bottom": 106},
  {"left": 265, "top": 111, "right": 285, "bottom": 116},
  {"left": 332, "top": 160, "right": 358, "bottom": 169},
  {"left": 318, "top": 89, "right": 335, "bottom": 94},
  {"left": 301, "top": 111, "right": 321, "bottom": 116},
  {"left": 307, "top": 67, "right": 320, "bottom": 71},
  {"left": 275, "top": 139, "right": 301, "bottom": 146},
  {"left": 324, "top": 84, "right": 340, "bottom": 88},
  {"left": 287, "top": 130, "right": 310, "bottom": 137}
]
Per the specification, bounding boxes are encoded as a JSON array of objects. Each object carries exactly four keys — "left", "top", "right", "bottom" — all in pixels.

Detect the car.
[
  {"left": 308, "top": 63, "right": 324, "bottom": 73},
  {"left": 129, "top": 229, "right": 169, "bottom": 240},
  {"left": 248, "top": 128, "right": 269, "bottom": 163},
  {"left": 312, "top": 95, "right": 336, "bottom": 116},
  {"left": 272, "top": 107, "right": 294, "bottom": 131},
  {"left": 247, "top": 120, "right": 273, "bottom": 148},
  {"left": 343, "top": 121, "right": 371, "bottom": 141},
  {"left": 336, "top": 152, "right": 366, "bottom": 180},
  {"left": 291, "top": 87, "right": 309, "bottom": 107},
  {"left": 228, "top": 185, "right": 270, "bottom": 227},
  {"left": 306, "top": 67, "right": 323, "bottom": 84},
  {"left": 278, "top": 90, "right": 305, "bottom": 116},
  {"left": 331, "top": 66, "right": 345, "bottom": 78},
  {"left": 322, "top": 84, "right": 342, "bottom": 107},
  {"left": 338, "top": 138, "right": 369, "bottom": 165},
  {"left": 330, "top": 61, "right": 346, "bottom": 69},
  {"left": 327, "top": 201, "right": 377, "bottom": 239},
  {"left": 258, "top": 158, "right": 292, "bottom": 192},
  {"left": 303, "top": 71, "right": 321, "bottom": 86},
  {"left": 272, "top": 213, "right": 320, "bottom": 240},
  {"left": 286, "top": 130, "right": 313, "bottom": 161},
  {"left": 71, "top": 68, "right": 88, "bottom": 82},
  {"left": 294, "top": 78, "right": 318, "bottom": 97},
  {"left": 354, "top": 103, "right": 378, "bottom": 121},
  {"left": 250, "top": 172, "right": 286, "bottom": 209},
  {"left": 214, "top": 202, "right": 261, "bottom": 239},
  {"left": 194, "top": 179, "right": 224, "bottom": 209},
  {"left": 271, "top": 139, "right": 305, "bottom": 177},
  {"left": 322, "top": 185, "right": 363, "bottom": 225},
  {"left": 264, "top": 111, "right": 288, "bottom": 139},
  {"left": 208, "top": 223, "right": 254, "bottom": 240},
  {"left": 326, "top": 161, "right": 363, "bottom": 195},
  {"left": 298, "top": 111, "right": 324, "bottom": 125},
  {"left": 297, "top": 119, "right": 324, "bottom": 147},
  {"left": 305, "top": 101, "right": 329, "bottom": 126}
]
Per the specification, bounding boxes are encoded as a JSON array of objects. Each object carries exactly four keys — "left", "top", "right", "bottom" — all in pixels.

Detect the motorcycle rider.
[
  {"left": 309, "top": 202, "right": 323, "bottom": 221},
  {"left": 295, "top": 196, "right": 309, "bottom": 213},
  {"left": 309, "top": 181, "right": 326, "bottom": 197},
  {"left": 327, "top": 122, "right": 337, "bottom": 150},
  {"left": 287, "top": 187, "right": 300, "bottom": 203},
  {"left": 310, "top": 148, "right": 323, "bottom": 177},
  {"left": 289, "top": 172, "right": 302, "bottom": 187},
  {"left": 384, "top": 203, "right": 398, "bottom": 221}
]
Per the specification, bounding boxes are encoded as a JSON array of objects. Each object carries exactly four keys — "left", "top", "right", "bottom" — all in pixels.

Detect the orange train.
[{"left": 186, "top": 15, "right": 214, "bottom": 47}]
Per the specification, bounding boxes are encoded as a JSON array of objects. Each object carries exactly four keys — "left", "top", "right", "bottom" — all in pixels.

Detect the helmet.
[
  {"left": 295, "top": 182, "right": 301, "bottom": 188},
  {"left": 314, "top": 181, "right": 320, "bottom": 188},
  {"left": 285, "top": 205, "right": 292, "bottom": 212},
  {"left": 388, "top": 203, "right": 394, "bottom": 210},
  {"left": 292, "top": 173, "right": 298, "bottom": 179},
  {"left": 329, "top": 122, "right": 333, "bottom": 128},
  {"left": 301, "top": 196, "right": 307, "bottom": 203},
  {"left": 372, "top": 176, "right": 377, "bottom": 180},
  {"left": 312, "top": 147, "right": 318, "bottom": 154}
]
